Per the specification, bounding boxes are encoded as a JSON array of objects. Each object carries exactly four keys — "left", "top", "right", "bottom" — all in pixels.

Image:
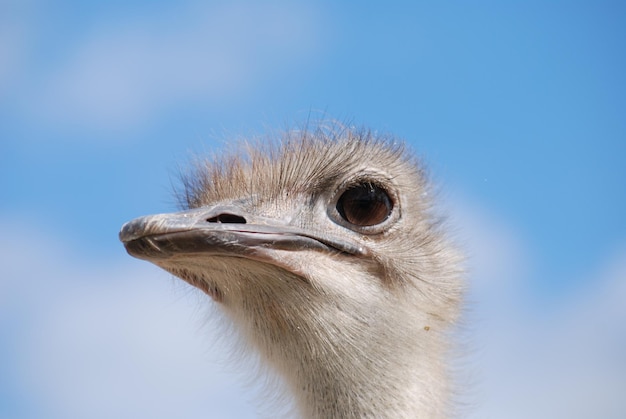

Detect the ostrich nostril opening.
[{"left": 206, "top": 214, "right": 247, "bottom": 224}]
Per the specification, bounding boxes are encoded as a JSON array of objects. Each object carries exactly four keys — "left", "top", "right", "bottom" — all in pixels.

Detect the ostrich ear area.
[{"left": 119, "top": 208, "right": 367, "bottom": 273}]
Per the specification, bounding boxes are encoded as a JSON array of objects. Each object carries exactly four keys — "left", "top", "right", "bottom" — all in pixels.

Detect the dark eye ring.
[{"left": 336, "top": 183, "right": 393, "bottom": 227}]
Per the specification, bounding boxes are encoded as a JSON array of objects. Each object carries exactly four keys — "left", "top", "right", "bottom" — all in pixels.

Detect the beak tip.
[{"left": 119, "top": 218, "right": 144, "bottom": 243}]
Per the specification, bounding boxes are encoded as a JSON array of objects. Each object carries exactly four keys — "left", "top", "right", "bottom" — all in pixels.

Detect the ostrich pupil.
[{"left": 337, "top": 184, "right": 392, "bottom": 226}]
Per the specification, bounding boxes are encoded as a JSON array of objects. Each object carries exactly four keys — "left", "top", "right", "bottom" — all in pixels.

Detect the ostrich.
[{"left": 119, "top": 125, "right": 463, "bottom": 418}]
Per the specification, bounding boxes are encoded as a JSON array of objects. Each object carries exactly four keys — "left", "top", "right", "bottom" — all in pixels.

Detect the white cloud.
[
  {"left": 450, "top": 196, "right": 626, "bottom": 418},
  {"left": 0, "top": 220, "right": 261, "bottom": 419},
  {"left": 470, "top": 249, "right": 626, "bottom": 419},
  {"left": 14, "top": 1, "right": 321, "bottom": 134}
]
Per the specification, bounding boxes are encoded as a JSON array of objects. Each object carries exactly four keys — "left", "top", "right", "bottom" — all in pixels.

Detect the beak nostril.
[{"left": 206, "top": 214, "right": 247, "bottom": 224}]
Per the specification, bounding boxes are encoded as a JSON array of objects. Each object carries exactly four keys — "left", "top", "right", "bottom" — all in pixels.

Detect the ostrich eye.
[{"left": 336, "top": 183, "right": 393, "bottom": 227}]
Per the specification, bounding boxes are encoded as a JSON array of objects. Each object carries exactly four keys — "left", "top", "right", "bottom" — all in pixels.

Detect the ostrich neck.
[
  {"left": 231, "top": 284, "right": 452, "bottom": 419},
  {"left": 287, "top": 335, "right": 450, "bottom": 419}
]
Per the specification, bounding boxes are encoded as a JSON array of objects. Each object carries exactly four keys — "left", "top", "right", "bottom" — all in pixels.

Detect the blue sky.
[{"left": 1, "top": 1, "right": 625, "bottom": 418}]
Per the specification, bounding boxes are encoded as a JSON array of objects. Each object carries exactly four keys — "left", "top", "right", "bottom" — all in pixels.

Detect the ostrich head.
[{"left": 119, "top": 125, "right": 463, "bottom": 418}]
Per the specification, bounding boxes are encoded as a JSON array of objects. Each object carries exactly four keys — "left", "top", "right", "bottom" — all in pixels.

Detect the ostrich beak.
[{"left": 119, "top": 206, "right": 366, "bottom": 264}]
